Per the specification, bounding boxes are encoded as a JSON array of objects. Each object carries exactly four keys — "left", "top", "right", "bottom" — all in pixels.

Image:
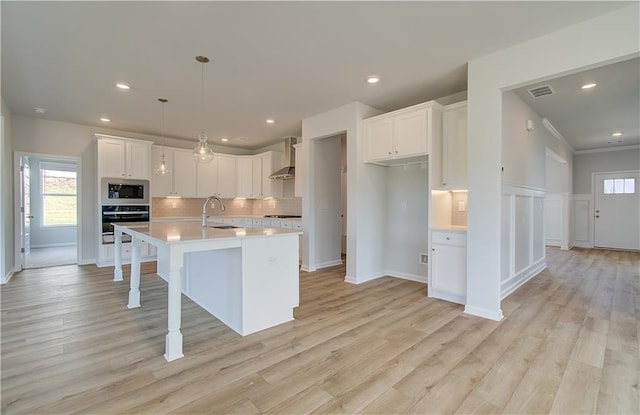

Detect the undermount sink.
[{"left": 209, "top": 225, "right": 240, "bottom": 229}]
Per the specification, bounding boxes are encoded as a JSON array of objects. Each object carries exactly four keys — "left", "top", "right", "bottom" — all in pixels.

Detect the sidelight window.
[{"left": 41, "top": 167, "right": 77, "bottom": 226}]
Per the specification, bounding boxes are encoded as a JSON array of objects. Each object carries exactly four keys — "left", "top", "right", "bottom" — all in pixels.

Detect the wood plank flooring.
[{"left": 1, "top": 247, "right": 638, "bottom": 414}]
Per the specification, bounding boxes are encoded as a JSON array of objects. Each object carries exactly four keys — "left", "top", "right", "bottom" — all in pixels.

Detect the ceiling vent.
[{"left": 527, "top": 85, "right": 554, "bottom": 98}]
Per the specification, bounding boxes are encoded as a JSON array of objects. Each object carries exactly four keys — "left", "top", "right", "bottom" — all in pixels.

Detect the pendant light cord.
[{"left": 201, "top": 60, "right": 205, "bottom": 136}]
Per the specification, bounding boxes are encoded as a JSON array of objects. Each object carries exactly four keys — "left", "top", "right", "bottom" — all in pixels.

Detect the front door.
[{"left": 594, "top": 171, "right": 640, "bottom": 250}]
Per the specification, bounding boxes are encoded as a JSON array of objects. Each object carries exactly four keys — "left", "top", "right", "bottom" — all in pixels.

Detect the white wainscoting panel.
[
  {"left": 544, "top": 197, "right": 562, "bottom": 246},
  {"left": 501, "top": 183, "right": 547, "bottom": 299},
  {"left": 573, "top": 194, "right": 593, "bottom": 248}
]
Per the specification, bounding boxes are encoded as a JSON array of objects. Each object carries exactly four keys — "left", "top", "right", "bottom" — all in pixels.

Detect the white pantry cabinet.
[
  {"left": 441, "top": 101, "right": 467, "bottom": 189},
  {"left": 430, "top": 229, "right": 467, "bottom": 305},
  {"left": 364, "top": 101, "right": 442, "bottom": 166},
  {"left": 97, "top": 135, "right": 151, "bottom": 180},
  {"left": 150, "top": 146, "right": 197, "bottom": 197}
]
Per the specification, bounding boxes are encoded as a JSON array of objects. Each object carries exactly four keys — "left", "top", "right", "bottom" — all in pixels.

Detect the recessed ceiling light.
[
  {"left": 34, "top": 107, "right": 46, "bottom": 114},
  {"left": 116, "top": 82, "right": 131, "bottom": 90},
  {"left": 221, "top": 138, "right": 229, "bottom": 142},
  {"left": 581, "top": 83, "right": 597, "bottom": 89},
  {"left": 612, "top": 132, "right": 623, "bottom": 137},
  {"left": 100, "top": 117, "right": 111, "bottom": 123},
  {"left": 366, "top": 75, "right": 380, "bottom": 84},
  {"left": 266, "top": 119, "right": 275, "bottom": 124}
]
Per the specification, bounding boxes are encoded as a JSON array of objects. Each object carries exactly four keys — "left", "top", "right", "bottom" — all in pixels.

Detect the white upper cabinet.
[
  {"left": 364, "top": 101, "right": 442, "bottom": 166},
  {"left": 196, "top": 153, "right": 237, "bottom": 198},
  {"left": 236, "top": 151, "right": 282, "bottom": 198},
  {"left": 150, "top": 146, "right": 196, "bottom": 197},
  {"left": 260, "top": 151, "right": 283, "bottom": 198},
  {"left": 236, "top": 157, "right": 254, "bottom": 198},
  {"left": 97, "top": 135, "right": 151, "bottom": 180},
  {"left": 441, "top": 101, "right": 467, "bottom": 189},
  {"left": 215, "top": 154, "right": 237, "bottom": 198}
]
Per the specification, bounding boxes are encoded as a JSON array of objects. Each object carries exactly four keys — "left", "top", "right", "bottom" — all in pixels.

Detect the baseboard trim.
[
  {"left": 501, "top": 259, "right": 546, "bottom": 300},
  {"left": 315, "top": 259, "right": 343, "bottom": 269},
  {"left": 385, "top": 270, "right": 426, "bottom": 284},
  {"left": 300, "top": 265, "right": 315, "bottom": 273},
  {"left": 464, "top": 305, "right": 504, "bottom": 321},
  {"left": 30, "top": 243, "right": 77, "bottom": 249},
  {"left": 344, "top": 271, "right": 385, "bottom": 285},
  {"left": 429, "top": 288, "right": 465, "bottom": 305},
  {"left": 78, "top": 258, "right": 96, "bottom": 266},
  {"left": 572, "top": 241, "right": 593, "bottom": 249},
  {"left": 1, "top": 270, "right": 14, "bottom": 285}
]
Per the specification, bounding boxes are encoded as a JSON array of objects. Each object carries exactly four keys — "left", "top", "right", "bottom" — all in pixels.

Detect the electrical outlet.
[
  {"left": 458, "top": 200, "right": 466, "bottom": 212},
  {"left": 419, "top": 253, "right": 428, "bottom": 264},
  {"left": 172, "top": 202, "right": 177, "bottom": 209}
]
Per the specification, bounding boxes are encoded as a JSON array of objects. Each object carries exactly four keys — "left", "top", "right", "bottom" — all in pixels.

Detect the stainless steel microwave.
[{"left": 101, "top": 178, "right": 149, "bottom": 205}]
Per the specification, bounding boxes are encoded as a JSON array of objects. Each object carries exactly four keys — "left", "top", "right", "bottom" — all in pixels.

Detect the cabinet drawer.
[
  {"left": 432, "top": 231, "right": 466, "bottom": 246},
  {"left": 293, "top": 222, "right": 302, "bottom": 230},
  {"left": 252, "top": 219, "right": 262, "bottom": 226},
  {"left": 262, "top": 218, "right": 272, "bottom": 226},
  {"left": 281, "top": 221, "right": 292, "bottom": 229}
]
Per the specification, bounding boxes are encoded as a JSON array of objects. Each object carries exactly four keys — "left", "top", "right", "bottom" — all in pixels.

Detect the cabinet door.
[
  {"left": 364, "top": 118, "right": 394, "bottom": 162},
  {"left": 126, "top": 141, "right": 150, "bottom": 180},
  {"left": 431, "top": 242, "right": 467, "bottom": 303},
  {"left": 393, "top": 109, "right": 427, "bottom": 157},
  {"left": 216, "top": 154, "right": 237, "bottom": 198},
  {"left": 261, "top": 152, "right": 282, "bottom": 198},
  {"left": 252, "top": 156, "right": 262, "bottom": 198},
  {"left": 100, "top": 139, "right": 126, "bottom": 178},
  {"left": 196, "top": 156, "right": 218, "bottom": 197},
  {"left": 173, "top": 149, "right": 197, "bottom": 197},
  {"left": 150, "top": 147, "right": 173, "bottom": 197},
  {"left": 442, "top": 105, "right": 467, "bottom": 188},
  {"left": 236, "top": 157, "right": 253, "bottom": 198}
]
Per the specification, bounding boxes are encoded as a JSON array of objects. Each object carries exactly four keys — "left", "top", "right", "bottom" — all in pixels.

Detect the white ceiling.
[
  {"left": 1, "top": 1, "right": 632, "bottom": 150},
  {"left": 514, "top": 57, "right": 640, "bottom": 151}
]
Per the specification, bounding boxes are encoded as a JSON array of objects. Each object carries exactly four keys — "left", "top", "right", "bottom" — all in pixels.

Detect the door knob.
[
  {"left": 26, "top": 215, "right": 34, "bottom": 219},
  {"left": 595, "top": 215, "right": 600, "bottom": 218}
]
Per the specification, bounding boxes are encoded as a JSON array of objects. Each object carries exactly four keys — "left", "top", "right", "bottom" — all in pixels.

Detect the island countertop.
[{"left": 113, "top": 220, "right": 302, "bottom": 244}]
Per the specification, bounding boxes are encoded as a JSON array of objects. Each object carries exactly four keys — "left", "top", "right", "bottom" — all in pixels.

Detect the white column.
[
  {"left": 127, "top": 237, "right": 142, "bottom": 308},
  {"left": 113, "top": 228, "right": 123, "bottom": 281},
  {"left": 164, "top": 248, "right": 184, "bottom": 362}
]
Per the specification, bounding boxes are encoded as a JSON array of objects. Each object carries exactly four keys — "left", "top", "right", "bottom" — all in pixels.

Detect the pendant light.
[
  {"left": 154, "top": 98, "right": 171, "bottom": 176},
  {"left": 192, "top": 55, "right": 214, "bottom": 163}
]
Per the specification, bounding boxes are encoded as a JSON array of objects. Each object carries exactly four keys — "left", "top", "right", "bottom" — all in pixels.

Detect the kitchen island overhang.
[{"left": 112, "top": 221, "right": 302, "bottom": 362}]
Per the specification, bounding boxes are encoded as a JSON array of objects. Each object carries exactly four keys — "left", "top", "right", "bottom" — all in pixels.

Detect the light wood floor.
[{"left": 1, "top": 248, "right": 638, "bottom": 414}]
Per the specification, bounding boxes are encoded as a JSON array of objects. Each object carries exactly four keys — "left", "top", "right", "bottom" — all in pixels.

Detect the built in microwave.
[{"left": 101, "top": 178, "right": 149, "bottom": 205}]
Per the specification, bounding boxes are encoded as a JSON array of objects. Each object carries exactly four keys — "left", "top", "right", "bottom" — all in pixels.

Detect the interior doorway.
[
  {"left": 593, "top": 170, "right": 640, "bottom": 250},
  {"left": 15, "top": 153, "right": 81, "bottom": 269},
  {"left": 544, "top": 148, "right": 570, "bottom": 250}
]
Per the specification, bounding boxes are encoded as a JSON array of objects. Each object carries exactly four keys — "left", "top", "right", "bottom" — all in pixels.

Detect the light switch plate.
[{"left": 458, "top": 200, "right": 466, "bottom": 212}]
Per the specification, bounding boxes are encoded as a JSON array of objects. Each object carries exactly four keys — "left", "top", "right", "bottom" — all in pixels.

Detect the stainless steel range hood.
[{"left": 269, "top": 137, "right": 297, "bottom": 179}]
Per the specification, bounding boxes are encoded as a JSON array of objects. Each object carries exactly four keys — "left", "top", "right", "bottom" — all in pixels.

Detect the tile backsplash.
[
  {"left": 450, "top": 192, "right": 468, "bottom": 227},
  {"left": 152, "top": 197, "right": 302, "bottom": 218}
]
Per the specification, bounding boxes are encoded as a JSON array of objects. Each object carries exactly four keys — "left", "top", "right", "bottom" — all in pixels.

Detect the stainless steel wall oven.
[{"left": 101, "top": 205, "right": 149, "bottom": 244}]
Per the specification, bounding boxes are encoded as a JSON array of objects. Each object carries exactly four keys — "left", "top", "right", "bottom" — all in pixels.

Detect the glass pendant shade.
[
  {"left": 192, "top": 55, "right": 214, "bottom": 163},
  {"left": 155, "top": 98, "right": 171, "bottom": 175},
  {"left": 193, "top": 131, "right": 214, "bottom": 163},
  {"left": 154, "top": 151, "right": 171, "bottom": 175}
]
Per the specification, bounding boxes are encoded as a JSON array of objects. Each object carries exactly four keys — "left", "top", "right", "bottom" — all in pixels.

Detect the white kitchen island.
[{"left": 112, "top": 221, "right": 301, "bottom": 362}]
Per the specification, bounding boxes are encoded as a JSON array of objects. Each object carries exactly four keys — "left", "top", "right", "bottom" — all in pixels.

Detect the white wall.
[
  {"left": 301, "top": 102, "right": 383, "bottom": 282},
  {"left": 1, "top": 98, "right": 14, "bottom": 282},
  {"left": 467, "top": 4, "right": 639, "bottom": 320},
  {"left": 573, "top": 148, "right": 640, "bottom": 194},
  {"left": 384, "top": 163, "right": 429, "bottom": 282},
  {"left": 28, "top": 157, "right": 78, "bottom": 248},
  {"left": 312, "top": 134, "right": 343, "bottom": 268}
]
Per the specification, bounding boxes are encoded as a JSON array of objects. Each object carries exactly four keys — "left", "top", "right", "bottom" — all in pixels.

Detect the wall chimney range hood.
[{"left": 270, "top": 137, "right": 298, "bottom": 179}]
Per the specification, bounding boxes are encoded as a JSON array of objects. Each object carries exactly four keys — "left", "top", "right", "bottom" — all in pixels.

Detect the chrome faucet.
[{"left": 201, "top": 195, "right": 226, "bottom": 227}]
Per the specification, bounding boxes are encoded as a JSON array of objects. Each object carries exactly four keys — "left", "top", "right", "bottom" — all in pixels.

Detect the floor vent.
[{"left": 527, "top": 85, "right": 554, "bottom": 98}]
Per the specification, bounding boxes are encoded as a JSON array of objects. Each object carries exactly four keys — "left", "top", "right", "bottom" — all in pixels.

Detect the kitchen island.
[{"left": 112, "top": 221, "right": 301, "bottom": 362}]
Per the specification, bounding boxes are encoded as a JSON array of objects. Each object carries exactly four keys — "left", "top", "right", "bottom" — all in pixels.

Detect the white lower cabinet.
[{"left": 430, "top": 229, "right": 467, "bottom": 305}]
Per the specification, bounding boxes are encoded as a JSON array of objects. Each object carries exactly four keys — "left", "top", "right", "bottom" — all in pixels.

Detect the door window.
[
  {"left": 603, "top": 178, "right": 635, "bottom": 194},
  {"left": 41, "top": 168, "right": 77, "bottom": 226}
]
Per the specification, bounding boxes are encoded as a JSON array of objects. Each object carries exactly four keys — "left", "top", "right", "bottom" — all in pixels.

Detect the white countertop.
[
  {"left": 152, "top": 215, "right": 302, "bottom": 222},
  {"left": 113, "top": 221, "right": 302, "bottom": 244},
  {"left": 431, "top": 225, "right": 467, "bottom": 232}
]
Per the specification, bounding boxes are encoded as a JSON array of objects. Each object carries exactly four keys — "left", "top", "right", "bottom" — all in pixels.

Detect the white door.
[
  {"left": 594, "top": 171, "right": 640, "bottom": 250},
  {"left": 20, "top": 156, "right": 32, "bottom": 268}
]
